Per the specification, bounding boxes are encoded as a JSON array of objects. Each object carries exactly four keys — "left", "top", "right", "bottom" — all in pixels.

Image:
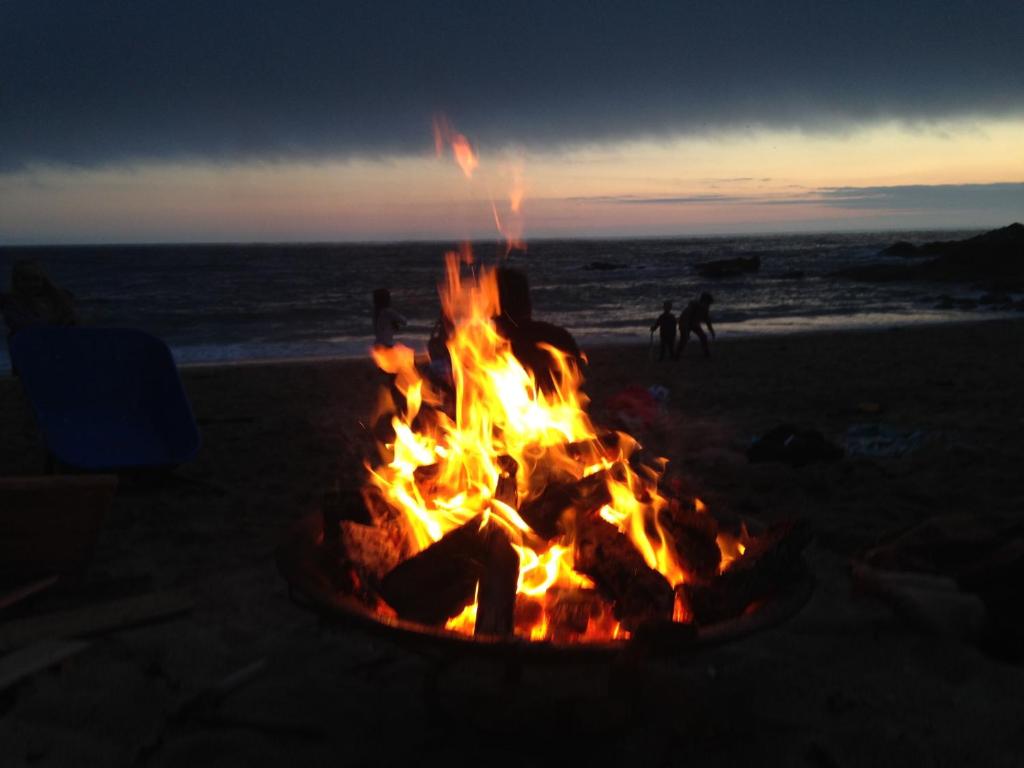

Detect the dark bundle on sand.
[{"left": 856, "top": 514, "right": 1024, "bottom": 661}]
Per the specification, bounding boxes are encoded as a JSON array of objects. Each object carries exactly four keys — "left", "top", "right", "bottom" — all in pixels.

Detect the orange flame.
[{"left": 433, "top": 114, "right": 479, "bottom": 179}]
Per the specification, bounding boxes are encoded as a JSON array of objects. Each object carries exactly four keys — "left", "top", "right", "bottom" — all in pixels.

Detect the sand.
[{"left": 1, "top": 319, "right": 1023, "bottom": 766}]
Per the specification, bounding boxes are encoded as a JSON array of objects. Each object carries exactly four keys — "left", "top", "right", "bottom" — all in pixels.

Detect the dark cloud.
[
  {"left": 816, "top": 183, "right": 1024, "bottom": 210},
  {"left": 2, "top": 1, "right": 1022, "bottom": 170},
  {"left": 571, "top": 183, "right": 1024, "bottom": 213}
]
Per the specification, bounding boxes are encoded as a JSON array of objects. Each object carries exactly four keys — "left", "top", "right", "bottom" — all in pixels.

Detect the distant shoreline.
[{"left": 164, "top": 314, "right": 1024, "bottom": 373}]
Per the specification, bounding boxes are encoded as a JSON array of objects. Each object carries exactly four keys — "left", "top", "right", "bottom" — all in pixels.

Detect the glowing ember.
[{"left": 364, "top": 250, "right": 750, "bottom": 643}]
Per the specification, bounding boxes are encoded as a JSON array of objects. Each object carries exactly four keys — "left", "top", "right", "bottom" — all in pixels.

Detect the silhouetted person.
[
  {"left": 0, "top": 260, "right": 78, "bottom": 343},
  {"left": 677, "top": 292, "right": 715, "bottom": 358},
  {"left": 426, "top": 312, "right": 455, "bottom": 395},
  {"left": 372, "top": 288, "right": 406, "bottom": 349},
  {"left": 650, "top": 300, "right": 677, "bottom": 361},
  {"left": 372, "top": 287, "right": 408, "bottom": 417},
  {"left": 494, "top": 267, "right": 582, "bottom": 392}
]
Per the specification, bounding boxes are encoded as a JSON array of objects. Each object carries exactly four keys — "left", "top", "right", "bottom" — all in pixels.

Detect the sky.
[{"left": 1, "top": 1, "right": 1022, "bottom": 244}]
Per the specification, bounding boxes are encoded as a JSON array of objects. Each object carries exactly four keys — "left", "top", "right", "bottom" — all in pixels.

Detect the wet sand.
[{"left": 1, "top": 318, "right": 1023, "bottom": 766}]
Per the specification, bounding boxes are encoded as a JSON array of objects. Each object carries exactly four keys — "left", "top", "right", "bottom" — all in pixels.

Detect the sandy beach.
[{"left": 2, "top": 318, "right": 1023, "bottom": 766}]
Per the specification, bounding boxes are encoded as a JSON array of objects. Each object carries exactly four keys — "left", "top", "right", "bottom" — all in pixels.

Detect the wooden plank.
[
  {"left": 0, "top": 639, "right": 90, "bottom": 690},
  {"left": 0, "top": 590, "right": 193, "bottom": 653}
]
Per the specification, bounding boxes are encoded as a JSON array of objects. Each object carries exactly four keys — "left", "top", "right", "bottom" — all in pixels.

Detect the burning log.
[
  {"left": 658, "top": 501, "right": 721, "bottom": 584},
  {"left": 493, "top": 455, "right": 519, "bottom": 510},
  {"left": 566, "top": 432, "right": 621, "bottom": 464},
  {"left": 514, "top": 595, "right": 545, "bottom": 636},
  {"left": 320, "top": 489, "right": 374, "bottom": 593},
  {"left": 339, "top": 521, "right": 405, "bottom": 583},
  {"left": 574, "top": 513, "right": 674, "bottom": 630},
  {"left": 681, "top": 518, "right": 812, "bottom": 624},
  {"left": 474, "top": 524, "right": 520, "bottom": 637},
  {"left": 361, "top": 486, "right": 417, "bottom": 563},
  {"left": 548, "top": 588, "right": 604, "bottom": 641},
  {"left": 413, "top": 463, "right": 440, "bottom": 495},
  {"left": 378, "top": 517, "right": 485, "bottom": 626},
  {"left": 519, "top": 471, "right": 612, "bottom": 540}
]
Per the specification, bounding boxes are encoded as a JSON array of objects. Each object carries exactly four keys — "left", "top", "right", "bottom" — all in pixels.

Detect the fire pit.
[{"left": 278, "top": 252, "right": 813, "bottom": 661}]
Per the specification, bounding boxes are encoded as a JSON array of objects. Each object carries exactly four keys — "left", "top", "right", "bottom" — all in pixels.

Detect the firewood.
[
  {"left": 474, "top": 524, "right": 520, "bottom": 637},
  {"left": 360, "top": 486, "right": 417, "bottom": 562},
  {"left": 514, "top": 595, "right": 544, "bottom": 635},
  {"left": 339, "top": 521, "right": 405, "bottom": 582},
  {"left": 681, "top": 518, "right": 811, "bottom": 624},
  {"left": 574, "top": 514, "right": 674, "bottom": 631},
  {"left": 379, "top": 517, "right": 486, "bottom": 626},
  {"left": 493, "top": 455, "right": 519, "bottom": 509},
  {"left": 658, "top": 502, "right": 721, "bottom": 584},
  {"left": 413, "top": 463, "right": 440, "bottom": 494},
  {"left": 566, "top": 432, "right": 621, "bottom": 464},
  {"left": 548, "top": 588, "right": 603, "bottom": 641},
  {"left": 519, "top": 471, "right": 612, "bottom": 540}
]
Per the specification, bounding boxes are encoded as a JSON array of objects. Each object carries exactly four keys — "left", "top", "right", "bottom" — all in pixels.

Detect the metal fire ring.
[{"left": 277, "top": 512, "right": 814, "bottom": 663}]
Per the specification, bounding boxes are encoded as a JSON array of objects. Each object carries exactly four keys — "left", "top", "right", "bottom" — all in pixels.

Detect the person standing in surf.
[
  {"left": 372, "top": 288, "right": 406, "bottom": 349},
  {"left": 677, "top": 292, "right": 716, "bottom": 359},
  {"left": 650, "top": 300, "right": 677, "bottom": 361}
]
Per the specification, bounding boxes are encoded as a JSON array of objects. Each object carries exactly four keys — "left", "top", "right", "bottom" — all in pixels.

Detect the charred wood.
[
  {"left": 566, "top": 432, "right": 621, "bottom": 464},
  {"left": 379, "top": 516, "right": 485, "bottom": 626},
  {"left": 514, "top": 595, "right": 544, "bottom": 636},
  {"left": 494, "top": 455, "right": 519, "bottom": 510},
  {"left": 519, "top": 471, "right": 612, "bottom": 540},
  {"left": 548, "top": 588, "right": 604, "bottom": 641},
  {"left": 339, "top": 522, "right": 405, "bottom": 583},
  {"left": 682, "top": 518, "right": 811, "bottom": 624},
  {"left": 361, "top": 486, "right": 417, "bottom": 563},
  {"left": 658, "top": 501, "right": 721, "bottom": 584},
  {"left": 475, "top": 525, "right": 520, "bottom": 637},
  {"left": 575, "top": 514, "right": 674, "bottom": 630}
]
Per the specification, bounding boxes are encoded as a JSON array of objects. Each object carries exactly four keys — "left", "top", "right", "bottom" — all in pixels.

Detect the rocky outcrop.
[
  {"left": 838, "top": 223, "right": 1024, "bottom": 290},
  {"left": 694, "top": 254, "right": 760, "bottom": 278}
]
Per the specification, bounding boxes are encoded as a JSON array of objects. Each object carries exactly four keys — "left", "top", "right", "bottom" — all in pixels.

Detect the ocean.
[{"left": 0, "top": 230, "right": 1017, "bottom": 373}]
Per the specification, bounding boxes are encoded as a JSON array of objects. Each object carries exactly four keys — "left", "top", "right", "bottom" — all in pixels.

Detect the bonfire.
[{"left": 317, "top": 248, "right": 807, "bottom": 645}]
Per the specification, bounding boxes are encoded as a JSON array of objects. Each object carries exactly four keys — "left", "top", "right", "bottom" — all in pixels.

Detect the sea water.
[{"left": 0, "top": 230, "right": 1017, "bottom": 373}]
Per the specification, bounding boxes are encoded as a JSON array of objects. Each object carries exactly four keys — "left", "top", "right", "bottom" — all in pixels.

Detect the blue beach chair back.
[{"left": 10, "top": 327, "right": 200, "bottom": 470}]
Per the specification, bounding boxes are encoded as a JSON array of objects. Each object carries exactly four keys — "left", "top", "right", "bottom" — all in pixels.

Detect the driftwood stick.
[
  {"left": 0, "top": 574, "right": 60, "bottom": 613},
  {"left": 0, "top": 639, "right": 90, "bottom": 691},
  {"left": 0, "top": 590, "right": 193, "bottom": 653}
]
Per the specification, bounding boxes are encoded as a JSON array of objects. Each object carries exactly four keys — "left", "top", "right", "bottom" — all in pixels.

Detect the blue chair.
[{"left": 10, "top": 327, "right": 201, "bottom": 471}]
